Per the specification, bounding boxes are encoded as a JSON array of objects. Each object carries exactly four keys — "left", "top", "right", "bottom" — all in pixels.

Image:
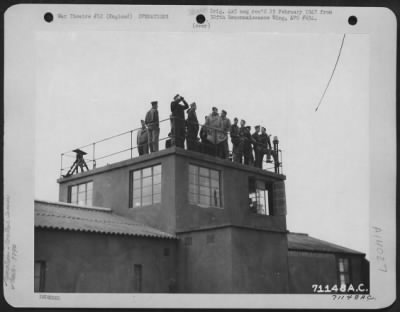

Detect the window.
[
  {"left": 130, "top": 165, "right": 162, "bottom": 208},
  {"left": 188, "top": 164, "right": 221, "bottom": 207},
  {"left": 69, "top": 181, "right": 93, "bottom": 206},
  {"left": 34, "top": 261, "right": 46, "bottom": 292},
  {"left": 338, "top": 257, "right": 351, "bottom": 287},
  {"left": 248, "top": 178, "right": 272, "bottom": 215},
  {"left": 133, "top": 264, "right": 142, "bottom": 292}
]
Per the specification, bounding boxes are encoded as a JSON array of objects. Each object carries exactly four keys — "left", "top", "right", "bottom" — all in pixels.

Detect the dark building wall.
[
  {"left": 176, "top": 228, "right": 233, "bottom": 293},
  {"left": 59, "top": 148, "right": 287, "bottom": 235},
  {"left": 288, "top": 250, "right": 337, "bottom": 293},
  {"left": 35, "top": 228, "right": 177, "bottom": 293},
  {"left": 231, "top": 227, "right": 289, "bottom": 293},
  {"left": 59, "top": 151, "right": 177, "bottom": 234},
  {"left": 177, "top": 226, "right": 290, "bottom": 293},
  {"left": 287, "top": 251, "right": 368, "bottom": 293}
]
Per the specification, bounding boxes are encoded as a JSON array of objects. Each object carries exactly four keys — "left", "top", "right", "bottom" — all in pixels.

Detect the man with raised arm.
[{"left": 170, "top": 94, "right": 189, "bottom": 148}]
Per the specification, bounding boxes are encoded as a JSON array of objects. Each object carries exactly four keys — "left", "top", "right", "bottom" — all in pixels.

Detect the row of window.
[{"left": 67, "top": 164, "right": 272, "bottom": 215}]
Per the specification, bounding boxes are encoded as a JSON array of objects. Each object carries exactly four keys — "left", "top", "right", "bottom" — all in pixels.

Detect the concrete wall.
[
  {"left": 288, "top": 251, "right": 369, "bottom": 293},
  {"left": 231, "top": 227, "right": 289, "bottom": 293},
  {"left": 176, "top": 228, "right": 233, "bottom": 293},
  {"left": 35, "top": 228, "right": 177, "bottom": 293}
]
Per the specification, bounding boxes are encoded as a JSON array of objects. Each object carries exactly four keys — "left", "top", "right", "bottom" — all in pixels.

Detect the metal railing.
[{"left": 60, "top": 116, "right": 283, "bottom": 178}]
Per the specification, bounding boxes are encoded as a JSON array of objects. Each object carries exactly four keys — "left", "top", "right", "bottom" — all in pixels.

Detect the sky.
[{"left": 34, "top": 31, "right": 370, "bottom": 257}]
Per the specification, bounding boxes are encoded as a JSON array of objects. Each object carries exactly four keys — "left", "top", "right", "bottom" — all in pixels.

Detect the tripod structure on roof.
[{"left": 63, "top": 149, "right": 89, "bottom": 178}]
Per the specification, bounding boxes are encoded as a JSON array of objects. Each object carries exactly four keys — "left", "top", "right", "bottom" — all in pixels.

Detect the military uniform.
[
  {"left": 186, "top": 107, "right": 199, "bottom": 151},
  {"left": 230, "top": 123, "right": 241, "bottom": 163},
  {"left": 145, "top": 104, "right": 159, "bottom": 152},
  {"left": 170, "top": 97, "right": 189, "bottom": 148}
]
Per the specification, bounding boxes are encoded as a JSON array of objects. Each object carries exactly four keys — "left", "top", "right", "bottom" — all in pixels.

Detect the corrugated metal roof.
[
  {"left": 288, "top": 232, "right": 364, "bottom": 255},
  {"left": 35, "top": 200, "right": 176, "bottom": 240}
]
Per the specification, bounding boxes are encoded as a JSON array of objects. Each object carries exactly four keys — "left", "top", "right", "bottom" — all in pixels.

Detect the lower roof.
[
  {"left": 288, "top": 232, "right": 365, "bottom": 256},
  {"left": 35, "top": 200, "right": 176, "bottom": 240}
]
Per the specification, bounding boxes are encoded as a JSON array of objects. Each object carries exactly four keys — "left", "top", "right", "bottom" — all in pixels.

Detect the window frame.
[
  {"left": 248, "top": 178, "right": 273, "bottom": 216},
  {"left": 337, "top": 256, "right": 352, "bottom": 287},
  {"left": 129, "top": 164, "right": 162, "bottom": 208},
  {"left": 34, "top": 260, "right": 46, "bottom": 292},
  {"left": 188, "top": 164, "right": 223, "bottom": 208},
  {"left": 68, "top": 180, "right": 93, "bottom": 206}
]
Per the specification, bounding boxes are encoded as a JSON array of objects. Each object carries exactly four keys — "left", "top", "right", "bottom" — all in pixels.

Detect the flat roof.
[
  {"left": 58, "top": 146, "right": 286, "bottom": 183},
  {"left": 35, "top": 199, "right": 177, "bottom": 240}
]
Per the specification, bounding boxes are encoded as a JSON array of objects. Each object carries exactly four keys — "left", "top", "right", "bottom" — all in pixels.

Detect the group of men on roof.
[{"left": 136, "top": 95, "right": 277, "bottom": 169}]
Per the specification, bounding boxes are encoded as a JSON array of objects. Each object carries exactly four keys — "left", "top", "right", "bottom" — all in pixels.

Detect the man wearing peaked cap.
[
  {"left": 145, "top": 100, "right": 160, "bottom": 152},
  {"left": 186, "top": 102, "right": 199, "bottom": 151}
]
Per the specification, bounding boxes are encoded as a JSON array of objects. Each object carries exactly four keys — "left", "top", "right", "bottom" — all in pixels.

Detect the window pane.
[
  {"left": 344, "top": 258, "right": 349, "bottom": 272},
  {"left": 153, "top": 193, "right": 161, "bottom": 204},
  {"left": 189, "top": 174, "right": 198, "bottom": 185},
  {"left": 199, "top": 195, "right": 210, "bottom": 205},
  {"left": 340, "top": 274, "right": 346, "bottom": 285},
  {"left": 153, "top": 183, "right": 161, "bottom": 195},
  {"left": 189, "top": 184, "right": 198, "bottom": 194},
  {"left": 142, "top": 196, "right": 152, "bottom": 206},
  {"left": 199, "top": 176, "right": 210, "bottom": 187},
  {"left": 210, "top": 170, "right": 219, "bottom": 180},
  {"left": 153, "top": 174, "right": 161, "bottom": 185},
  {"left": 339, "top": 259, "right": 344, "bottom": 272},
  {"left": 189, "top": 192, "right": 197, "bottom": 203},
  {"left": 142, "top": 167, "right": 152, "bottom": 177},
  {"left": 211, "top": 178, "right": 219, "bottom": 188},
  {"left": 153, "top": 165, "right": 162, "bottom": 175},
  {"left": 133, "top": 188, "right": 141, "bottom": 198},
  {"left": 189, "top": 165, "right": 196, "bottom": 174},
  {"left": 86, "top": 181, "right": 93, "bottom": 192},
  {"left": 86, "top": 197, "right": 93, "bottom": 207},
  {"left": 142, "top": 176, "right": 152, "bottom": 187},
  {"left": 142, "top": 186, "right": 152, "bottom": 197},
  {"left": 199, "top": 186, "right": 210, "bottom": 196},
  {"left": 70, "top": 186, "right": 77, "bottom": 203},
  {"left": 133, "top": 170, "right": 141, "bottom": 180},
  {"left": 78, "top": 183, "right": 86, "bottom": 193},
  {"left": 78, "top": 191, "right": 86, "bottom": 205},
  {"left": 199, "top": 167, "right": 210, "bottom": 177},
  {"left": 133, "top": 198, "right": 141, "bottom": 207},
  {"left": 133, "top": 180, "right": 141, "bottom": 190}
]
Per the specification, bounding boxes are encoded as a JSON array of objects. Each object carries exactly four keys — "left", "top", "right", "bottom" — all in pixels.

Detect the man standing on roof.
[
  {"left": 170, "top": 94, "right": 189, "bottom": 148},
  {"left": 137, "top": 120, "right": 149, "bottom": 156},
  {"left": 238, "top": 120, "right": 254, "bottom": 165},
  {"left": 218, "top": 110, "right": 231, "bottom": 159},
  {"left": 186, "top": 102, "right": 199, "bottom": 151},
  {"left": 260, "top": 127, "right": 274, "bottom": 164},
  {"left": 205, "top": 107, "right": 222, "bottom": 157},
  {"left": 252, "top": 125, "right": 262, "bottom": 168},
  {"left": 230, "top": 117, "right": 241, "bottom": 163},
  {"left": 145, "top": 101, "right": 159, "bottom": 153}
]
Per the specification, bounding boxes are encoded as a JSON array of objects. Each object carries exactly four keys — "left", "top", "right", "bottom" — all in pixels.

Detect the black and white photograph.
[{"left": 3, "top": 4, "right": 396, "bottom": 309}]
